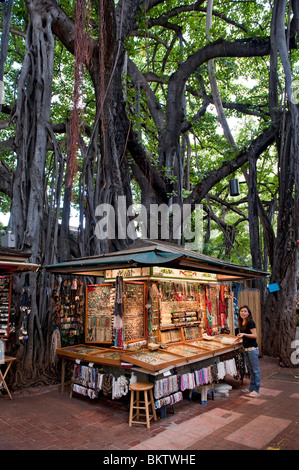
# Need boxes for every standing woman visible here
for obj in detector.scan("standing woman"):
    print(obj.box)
[237,305,261,397]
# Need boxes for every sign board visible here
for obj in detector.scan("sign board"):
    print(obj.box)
[268,283,280,292]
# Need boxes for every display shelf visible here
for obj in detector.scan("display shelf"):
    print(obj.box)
[85,284,115,344]
[53,278,84,345]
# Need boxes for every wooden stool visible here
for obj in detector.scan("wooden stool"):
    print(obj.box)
[129,382,157,429]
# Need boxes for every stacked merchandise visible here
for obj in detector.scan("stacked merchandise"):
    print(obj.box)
[171,311,198,324]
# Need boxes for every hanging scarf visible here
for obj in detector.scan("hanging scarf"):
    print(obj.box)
[205,286,213,334]
[113,276,124,347]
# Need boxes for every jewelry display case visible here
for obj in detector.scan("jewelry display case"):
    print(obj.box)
[55,344,105,360]
[163,343,212,361]
[120,349,185,372]
[85,284,115,343]
[187,336,241,354]
[85,349,124,366]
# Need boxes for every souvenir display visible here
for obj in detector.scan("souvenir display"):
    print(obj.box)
[86,284,115,343]
[160,300,199,327]
[123,282,145,342]
[121,349,184,371]
[218,284,228,327]
[154,392,183,410]
[19,276,31,341]
[154,375,180,399]
[0,276,12,337]
[180,357,239,390]
[56,344,104,360]
[217,335,238,345]
[53,277,84,346]
[82,275,233,350]
[54,267,247,418]
[123,339,147,350]
[71,364,136,400]
[189,339,231,352]
[146,283,160,344]
[188,339,220,350]
[183,325,201,340]
[164,343,208,360]
[159,282,199,327]
[205,285,219,335]
[113,276,124,347]
[85,350,123,366]
[159,328,182,343]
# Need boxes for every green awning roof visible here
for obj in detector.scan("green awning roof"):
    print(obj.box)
[46,250,180,269]
[45,239,269,280]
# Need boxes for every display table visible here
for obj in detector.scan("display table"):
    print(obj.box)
[56,336,243,394]
[0,355,16,400]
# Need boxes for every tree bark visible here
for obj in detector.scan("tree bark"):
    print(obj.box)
[262,0,299,366]
[9,0,56,377]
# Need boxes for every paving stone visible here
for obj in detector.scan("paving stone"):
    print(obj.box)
[0,356,299,451]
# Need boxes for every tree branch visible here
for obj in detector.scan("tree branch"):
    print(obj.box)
[183,124,276,208]
[0,160,13,197]
[166,38,270,138]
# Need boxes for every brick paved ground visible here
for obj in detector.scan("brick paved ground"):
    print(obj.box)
[0,355,299,453]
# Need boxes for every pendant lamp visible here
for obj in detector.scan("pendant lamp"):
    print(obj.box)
[229,178,240,196]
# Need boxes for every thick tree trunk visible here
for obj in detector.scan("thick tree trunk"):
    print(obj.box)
[9,0,56,379]
[85,0,140,253]
[262,0,299,366]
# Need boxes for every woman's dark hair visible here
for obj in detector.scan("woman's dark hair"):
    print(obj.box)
[237,304,253,329]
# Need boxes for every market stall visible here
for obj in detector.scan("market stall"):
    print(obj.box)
[47,240,268,414]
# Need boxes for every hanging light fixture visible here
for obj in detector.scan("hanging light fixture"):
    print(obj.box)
[229,178,240,196]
